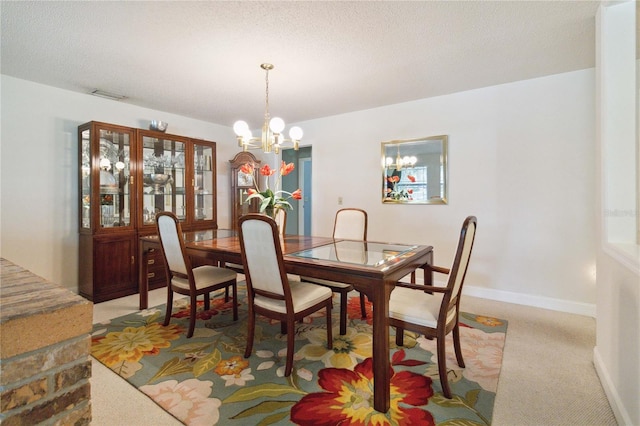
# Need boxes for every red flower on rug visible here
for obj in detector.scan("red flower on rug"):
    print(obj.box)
[290,351,434,425]
[171,298,236,320]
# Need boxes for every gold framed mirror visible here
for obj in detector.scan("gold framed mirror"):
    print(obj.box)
[381,135,448,204]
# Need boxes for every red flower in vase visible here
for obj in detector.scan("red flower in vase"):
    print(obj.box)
[243,161,302,213]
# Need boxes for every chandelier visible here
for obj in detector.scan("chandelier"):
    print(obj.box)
[233,63,303,154]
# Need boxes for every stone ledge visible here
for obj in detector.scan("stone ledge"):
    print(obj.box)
[0,258,93,358]
[0,258,93,425]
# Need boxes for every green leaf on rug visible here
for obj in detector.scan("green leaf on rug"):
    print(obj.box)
[465,388,481,407]
[224,383,306,403]
[231,400,296,418]
[221,339,245,354]
[148,356,193,383]
[170,341,213,353]
[193,349,222,377]
[257,409,291,425]
[431,393,470,408]
[432,390,490,425]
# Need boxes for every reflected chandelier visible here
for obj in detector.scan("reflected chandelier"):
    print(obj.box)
[233,63,303,154]
[386,145,417,170]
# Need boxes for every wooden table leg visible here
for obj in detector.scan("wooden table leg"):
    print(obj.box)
[371,279,393,413]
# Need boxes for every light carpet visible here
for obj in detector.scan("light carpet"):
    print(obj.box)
[91,285,507,425]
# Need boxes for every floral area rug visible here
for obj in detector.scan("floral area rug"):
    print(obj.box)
[91,284,507,425]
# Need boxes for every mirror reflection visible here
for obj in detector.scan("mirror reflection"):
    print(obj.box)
[381,135,448,204]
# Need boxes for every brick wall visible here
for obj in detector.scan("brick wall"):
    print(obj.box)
[1,258,93,425]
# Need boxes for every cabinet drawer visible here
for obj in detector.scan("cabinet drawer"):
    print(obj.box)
[146,247,168,290]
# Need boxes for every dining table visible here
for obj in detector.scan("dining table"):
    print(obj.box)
[138,229,433,413]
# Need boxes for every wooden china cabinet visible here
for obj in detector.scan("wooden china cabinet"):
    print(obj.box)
[229,152,261,230]
[78,121,217,302]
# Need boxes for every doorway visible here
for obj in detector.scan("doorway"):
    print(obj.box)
[282,146,312,235]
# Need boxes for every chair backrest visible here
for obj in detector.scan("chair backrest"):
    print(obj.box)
[274,208,287,236]
[441,216,477,323]
[156,212,191,280]
[238,214,289,298]
[333,208,367,240]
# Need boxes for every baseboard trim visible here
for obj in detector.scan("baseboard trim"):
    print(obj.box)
[462,285,596,317]
[401,275,597,317]
[593,346,634,426]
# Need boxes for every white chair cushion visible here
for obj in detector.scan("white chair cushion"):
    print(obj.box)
[254,280,332,314]
[389,286,444,328]
[171,265,236,291]
[299,276,352,289]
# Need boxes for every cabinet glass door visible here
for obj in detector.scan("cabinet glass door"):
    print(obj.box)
[80,128,92,229]
[193,142,215,223]
[92,127,133,228]
[140,134,187,225]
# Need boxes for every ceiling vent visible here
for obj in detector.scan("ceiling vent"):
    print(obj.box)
[90,89,127,101]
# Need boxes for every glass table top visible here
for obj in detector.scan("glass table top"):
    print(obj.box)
[183,229,237,242]
[288,240,418,267]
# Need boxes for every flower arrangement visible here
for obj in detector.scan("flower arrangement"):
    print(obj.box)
[242,161,302,215]
[386,174,415,200]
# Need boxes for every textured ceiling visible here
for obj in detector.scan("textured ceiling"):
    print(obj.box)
[1,1,605,127]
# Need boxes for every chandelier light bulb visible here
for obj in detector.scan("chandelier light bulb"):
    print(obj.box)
[115,161,125,171]
[233,120,249,136]
[386,157,393,166]
[269,117,285,133]
[242,129,253,141]
[289,126,303,140]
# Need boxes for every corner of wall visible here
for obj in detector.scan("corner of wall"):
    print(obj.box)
[593,346,634,426]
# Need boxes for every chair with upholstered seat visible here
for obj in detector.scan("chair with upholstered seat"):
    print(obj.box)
[225,208,287,274]
[239,213,333,376]
[301,208,368,335]
[389,216,477,398]
[156,212,238,338]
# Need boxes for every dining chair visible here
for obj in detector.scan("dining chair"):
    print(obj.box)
[388,216,477,398]
[301,208,368,335]
[225,209,287,274]
[156,211,238,338]
[238,213,333,376]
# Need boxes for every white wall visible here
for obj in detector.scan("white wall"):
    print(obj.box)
[2,68,597,317]
[298,69,597,315]
[594,2,640,425]
[0,76,239,290]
